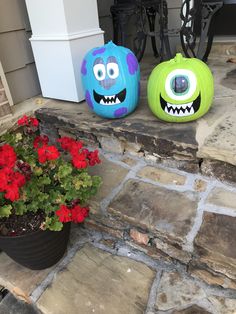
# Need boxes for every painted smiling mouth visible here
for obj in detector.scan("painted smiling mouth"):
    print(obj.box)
[160,94,201,117]
[93,89,126,105]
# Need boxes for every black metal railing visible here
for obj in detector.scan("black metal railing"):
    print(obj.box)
[110,0,171,61]
[110,0,236,62]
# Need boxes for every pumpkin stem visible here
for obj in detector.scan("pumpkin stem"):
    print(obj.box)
[174,53,184,63]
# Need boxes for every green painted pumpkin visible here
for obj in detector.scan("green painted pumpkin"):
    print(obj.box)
[147,53,214,123]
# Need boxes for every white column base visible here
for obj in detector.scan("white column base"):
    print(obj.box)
[30,30,104,102]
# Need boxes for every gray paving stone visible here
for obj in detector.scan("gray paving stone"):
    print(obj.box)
[88,155,128,206]
[109,179,198,244]
[197,97,236,166]
[172,305,211,314]
[0,252,52,302]
[137,166,186,186]
[206,187,236,210]
[207,296,236,314]
[194,212,236,281]
[0,293,40,314]
[37,244,155,314]
[155,272,206,311]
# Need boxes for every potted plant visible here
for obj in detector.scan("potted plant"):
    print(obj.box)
[0,115,101,270]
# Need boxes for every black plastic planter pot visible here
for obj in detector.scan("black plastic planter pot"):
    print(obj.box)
[0,223,71,270]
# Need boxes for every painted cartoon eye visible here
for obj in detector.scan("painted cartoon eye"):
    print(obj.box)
[171,76,189,95]
[93,64,106,81]
[107,63,119,79]
[165,69,197,101]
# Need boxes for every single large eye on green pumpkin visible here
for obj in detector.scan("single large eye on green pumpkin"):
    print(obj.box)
[165,69,197,101]
[171,75,190,95]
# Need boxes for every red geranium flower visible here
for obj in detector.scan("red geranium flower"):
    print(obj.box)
[87,150,101,166]
[17,115,29,126]
[30,117,39,127]
[13,171,26,187]
[56,205,72,223]
[16,161,32,181]
[71,205,89,223]
[72,153,87,169]
[70,142,83,156]
[33,135,49,148]
[58,137,83,154]
[17,115,39,128]
[4,184,20,202]
[0,168,9,192]
[58,137,76,150]
[0,167,26,201]
[37,145,60,163]
[0,144,17,169]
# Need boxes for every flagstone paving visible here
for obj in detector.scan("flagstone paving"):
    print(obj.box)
[0,227,236,314]
[37,244,154,314]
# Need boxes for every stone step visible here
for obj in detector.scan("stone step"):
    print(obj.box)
[36,56,236,184]
[84,153,236,291]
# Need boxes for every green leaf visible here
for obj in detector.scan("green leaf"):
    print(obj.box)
[45,216,63,231]
[57,164,73,179]
[0,192,5,206]
[14,201,27,215]
[37,175,51,186]
[0,205,12,217]
[26,202,39,213]
[60,177,73,191]
[34,167,43,176]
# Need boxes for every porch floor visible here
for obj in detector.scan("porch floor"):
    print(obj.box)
[1,53,236,313]
[1,227,236,314]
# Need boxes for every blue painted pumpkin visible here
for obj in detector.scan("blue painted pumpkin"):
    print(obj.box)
[81,41,140,119]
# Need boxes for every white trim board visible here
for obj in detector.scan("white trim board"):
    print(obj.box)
[0,61,14,107]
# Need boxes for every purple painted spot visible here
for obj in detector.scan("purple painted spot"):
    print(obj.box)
[81,59,87,75]
[92,47,106,56]
[85,90,94,109]
[127,53,138,75]
[114,107,128,118]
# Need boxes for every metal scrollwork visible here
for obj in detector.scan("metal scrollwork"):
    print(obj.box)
[180,0,223,61]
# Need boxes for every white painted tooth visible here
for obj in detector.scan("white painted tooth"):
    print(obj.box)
[165,107,169,114]
[169,108,174,115]
[115,99,121,104]
[167,103,172,109]
[100,99,105,105]
[178,110,187,117]
[181,104,187,110]
[187,102,193,109]
[190,107,194,115]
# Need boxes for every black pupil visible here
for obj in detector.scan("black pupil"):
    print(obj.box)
[109,68,114,75]
[98,70,103,77]
[172,76,189,94]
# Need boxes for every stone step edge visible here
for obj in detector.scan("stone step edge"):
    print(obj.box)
[37,109,236,185]
[84,214,236,291]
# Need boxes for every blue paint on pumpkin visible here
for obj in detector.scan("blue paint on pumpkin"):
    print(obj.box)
[81,41,140,119]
